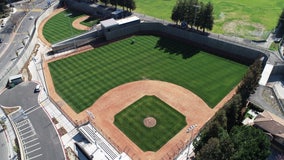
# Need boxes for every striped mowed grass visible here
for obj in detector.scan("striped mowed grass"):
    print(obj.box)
[114,95,187,151]
[43,10,86,44]
[48,35,248,113]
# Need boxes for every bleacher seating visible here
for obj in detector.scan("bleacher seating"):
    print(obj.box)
[78,123,119,160]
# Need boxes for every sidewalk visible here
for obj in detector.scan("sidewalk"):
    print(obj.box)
[0,107,17,160]
[176,143,195,160]
[28,40,80,155]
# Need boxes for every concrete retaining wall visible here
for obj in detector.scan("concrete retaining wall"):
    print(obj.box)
[54,22,267,65]
[52,29,104,52]
[105,22,267,64]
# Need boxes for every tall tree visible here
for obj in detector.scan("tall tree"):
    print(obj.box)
[237,59,263,103]
[195,130,234,160]
[199,2,214,32]
[194,1,204,30]
[278,8,284,26]
[193,111,227,153]
[223,94,243,131]
[0,0,11,18]
[118,0,126,10]
[100,0,109,6]
[195,138,223,160]
[195,125,270,160]
[125,0,135,12]
[187,0,199,28]
[230,126,270,160]
[171,4,179,24]
[176,0,187,23]
[110,0,118,9]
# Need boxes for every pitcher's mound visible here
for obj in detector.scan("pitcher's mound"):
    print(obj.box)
[143,117,157,128]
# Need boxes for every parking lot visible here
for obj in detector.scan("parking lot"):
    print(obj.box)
[0,82,65,160]
[15,118,43,160]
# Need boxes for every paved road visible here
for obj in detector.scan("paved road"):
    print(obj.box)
[0,81,65,160]
[0,0,55,81]
[0,130,9,160]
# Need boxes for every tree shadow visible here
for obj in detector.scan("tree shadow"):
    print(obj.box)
[275,24,284,39]
[154,36,200,59]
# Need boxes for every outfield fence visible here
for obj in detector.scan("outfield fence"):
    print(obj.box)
[134,12,272,59]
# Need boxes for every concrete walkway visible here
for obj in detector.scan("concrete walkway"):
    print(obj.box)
[0,107,17,160]
[28,40,81,158]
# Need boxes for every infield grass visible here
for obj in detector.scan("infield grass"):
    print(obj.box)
[48,35,248,113]
[134,0,284,39]
[43,10,86,44]
[114,96,187,151]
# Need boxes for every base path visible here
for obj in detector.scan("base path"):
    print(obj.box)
[72,16,91,31]
[38,9,91,46]
[88,80,215,159]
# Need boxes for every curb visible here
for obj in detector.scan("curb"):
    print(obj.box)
[37,89,67,160]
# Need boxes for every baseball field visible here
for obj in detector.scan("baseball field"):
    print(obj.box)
[41,8,251,158]
[48,35,248,113]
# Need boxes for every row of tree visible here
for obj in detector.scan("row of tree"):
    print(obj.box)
[171,0,214,32]
[193,60,271,160]
[277,8,284,35]
[0,0,10,18]
[100,0,136,12]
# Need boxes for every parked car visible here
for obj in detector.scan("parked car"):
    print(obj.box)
[34,84,41,92]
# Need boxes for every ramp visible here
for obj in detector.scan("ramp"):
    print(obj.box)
[259,64,273,86]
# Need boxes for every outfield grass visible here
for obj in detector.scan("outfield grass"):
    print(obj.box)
[134,0,284,39]
[48,35,248,113]
[43,10,86,44]
[114,96,186,151]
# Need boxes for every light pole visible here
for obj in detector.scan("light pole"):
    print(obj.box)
[193,5,200,28]
[186,124,197,160]
[86,110,95,121]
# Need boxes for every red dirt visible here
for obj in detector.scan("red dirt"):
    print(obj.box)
[72,16,91,31]
[38,8,65,47]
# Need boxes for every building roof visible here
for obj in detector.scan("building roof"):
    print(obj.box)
[100,18,118,28]
[8,74,23,82]
[259,63,273,86]
[116,16,140,25]
[254,110,284,138]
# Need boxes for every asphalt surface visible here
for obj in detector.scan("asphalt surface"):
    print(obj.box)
[0,81,65,160]
[0,130,9,160]
[0,0,55,80]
